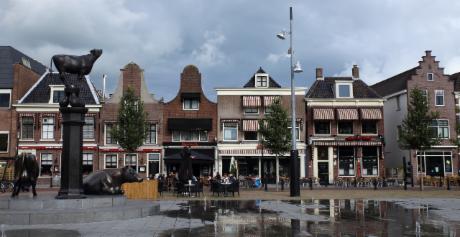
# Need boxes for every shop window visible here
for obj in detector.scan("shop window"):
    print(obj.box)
[40,153,53,176]
[362,147,378,176]
[82,153,93,174]
[338,147,354,176]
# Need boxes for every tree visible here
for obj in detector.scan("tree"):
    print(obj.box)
[111,87,148,152]
[399,87,440,189]
[258,98,291,178]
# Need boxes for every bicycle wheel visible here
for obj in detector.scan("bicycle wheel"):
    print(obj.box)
[7,182,14,192]
[0,183,5,193]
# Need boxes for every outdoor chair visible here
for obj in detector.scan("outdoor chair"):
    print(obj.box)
[211,181,223,196]
[175,182,186,197]
[228,181,240,196]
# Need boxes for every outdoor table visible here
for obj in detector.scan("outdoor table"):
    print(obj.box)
[183,183,196,197]
[220,183,232,196]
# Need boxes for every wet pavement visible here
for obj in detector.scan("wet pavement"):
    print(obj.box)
[2,199,460,236]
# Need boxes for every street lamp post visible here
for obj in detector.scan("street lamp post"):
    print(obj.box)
[277,6,302,197]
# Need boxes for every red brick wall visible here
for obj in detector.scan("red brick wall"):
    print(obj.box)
[162,65,217,143]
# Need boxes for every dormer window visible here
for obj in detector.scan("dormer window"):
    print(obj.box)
[21,57,31,69]
[49,85,65,104]
[255,73,269,88]
[336,83,353,98]
[183,98,199,110]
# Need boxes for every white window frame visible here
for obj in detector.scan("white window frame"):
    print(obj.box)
[48,85,65,104]
[337,147,356,177]
[83,116,95,140]
[361,147,379,177]
[288,124,301,141]
[20,116,34,141]
[435,90,445,106]
[104,154,118,169]
[182,98,199,110]
[41,117,55,140]
[0,89,12,109]
[222,123,238,141]
[82,152,94,174]
[171,130,208,142]
[427,73,434,81]
[104,123,117,145]
[430,119,450,139]
[124,153,138,172]
[337,121,354,136]
[147,153,161,177]
[336,83,353,98]
[244,107,259,115]
[144,124,157,145]
[255,73,269,88]
[416,151,453,175]
[39,153,53,177]
[0,131,9,153]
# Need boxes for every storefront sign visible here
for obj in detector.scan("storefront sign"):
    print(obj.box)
[345,136,373,141]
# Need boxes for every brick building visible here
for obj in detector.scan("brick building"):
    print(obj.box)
[216,67,307,183]
[306,66,385,184]
[372,51,458,181]
[162,65,217,177]
[99,62,163,179]
[0,46,46,168]
[14,72,101,184]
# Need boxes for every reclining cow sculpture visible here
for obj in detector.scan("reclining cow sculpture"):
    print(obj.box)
[50,49,102,107]
[11,153,39,198]
[83,166,143,195]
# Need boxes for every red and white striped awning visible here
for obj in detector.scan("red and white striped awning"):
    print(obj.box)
[361,108,382,120]
[313,108,334,120]
[242,96,261,107]
[242,120,259,131]
[312,140,382,146]
[337,109,359,120]
[264,96,280,107]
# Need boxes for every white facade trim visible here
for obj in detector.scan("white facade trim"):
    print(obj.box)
[305,100,383,107]
[18,71,48,104]
[216,87,307,96]
[85,75,101,104]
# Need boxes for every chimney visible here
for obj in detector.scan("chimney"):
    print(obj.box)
[315,68,324,80]
[102,74,107,101]
[425,50,432,57]
[352,65,359,80]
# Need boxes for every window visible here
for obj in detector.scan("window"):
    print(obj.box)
[338,147,355,176]
[105,124,116,144]
[41,117,54,139]
[21,117,34,140]
[288,123,301,140]
[421,90,428,102]
[0,132,8,152]
[148,153,160,177]
[362,121,377,134]
[40,153,53,176]
[82,153,93,174]
[223,123,238,141]
[435,90,444,106]
[430,119,449,139]
[314,121,330,135]
[264,107,273,114]
[105,154,117,168]
[244,131,258,141]
[171,131,208,142]
[0,90,11,108]
[317,147,328,160]
[362,147,378,176]
[255,74,268,88]
[83,117,95,140]
[145,124,157,144]
[396,95,400,111]
[125,154,137,172]
[417,151,452,175]
[244,107,259,114]
[427,73,434,81]
[52,90,65,103]
[338,121,353,135]
[183,99,199,110]
[336,83,352,98]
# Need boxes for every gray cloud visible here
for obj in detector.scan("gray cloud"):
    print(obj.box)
[1,0,460,101]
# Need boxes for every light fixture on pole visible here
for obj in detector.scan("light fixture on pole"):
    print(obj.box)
[276,6,302,197]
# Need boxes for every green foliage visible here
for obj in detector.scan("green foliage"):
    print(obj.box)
[111,87,148,152]
[399,87,440,150]
[258,98,291,157]
[230,162,237,176]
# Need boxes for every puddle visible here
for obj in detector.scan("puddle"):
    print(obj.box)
[159,199,460,236]
[3,228,80,237]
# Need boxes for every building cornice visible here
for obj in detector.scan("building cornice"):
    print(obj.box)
[305,99,383,107]
[215,87,307,96]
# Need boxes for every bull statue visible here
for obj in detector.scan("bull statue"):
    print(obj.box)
[82,166,142,195]
[50,49,102,107]
[11,153,39,198]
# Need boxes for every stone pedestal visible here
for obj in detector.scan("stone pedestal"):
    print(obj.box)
[56,106,88,199]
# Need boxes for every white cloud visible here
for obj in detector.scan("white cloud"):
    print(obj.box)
[191,31,226,67]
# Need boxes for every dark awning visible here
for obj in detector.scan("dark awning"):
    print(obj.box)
[168,118,212,131]
[181,92,201,100]
[164,149,214,163]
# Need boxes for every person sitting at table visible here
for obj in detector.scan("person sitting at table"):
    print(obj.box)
[229,174,236,184]
[222,173,230,184]
[214,172,221,180]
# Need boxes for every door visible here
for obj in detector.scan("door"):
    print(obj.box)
[318,162,329,185]
[426,156,444,177]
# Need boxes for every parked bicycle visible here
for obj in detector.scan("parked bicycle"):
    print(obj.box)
[0,180,14,193]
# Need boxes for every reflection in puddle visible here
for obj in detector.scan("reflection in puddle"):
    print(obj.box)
[159,199,460,237]
[4,228,80,237]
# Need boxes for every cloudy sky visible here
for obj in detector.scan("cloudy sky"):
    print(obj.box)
[1,0,460,101]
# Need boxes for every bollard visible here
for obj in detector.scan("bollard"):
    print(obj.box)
[309,178,313,190]
[447,177,451,190]
[373,178,378,190]
[281,179,285,191]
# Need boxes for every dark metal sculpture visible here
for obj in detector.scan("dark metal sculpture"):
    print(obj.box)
[178,147,194,183]
[11,153,39,198]
[82,166,143,195]
[50,49,102,107]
